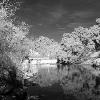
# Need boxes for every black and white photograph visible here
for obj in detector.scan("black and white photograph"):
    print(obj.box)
[1,0,100,100]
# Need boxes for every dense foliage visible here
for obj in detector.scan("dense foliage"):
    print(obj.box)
[1,0,100,65]
[0,53,28,100]
[1,0,100,100]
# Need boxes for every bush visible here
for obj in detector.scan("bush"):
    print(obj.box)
[0,53,27,100]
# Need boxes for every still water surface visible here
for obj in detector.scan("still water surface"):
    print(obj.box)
[27,63,97,100]
[27,64,76,100]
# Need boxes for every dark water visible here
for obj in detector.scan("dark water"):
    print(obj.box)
[26,64,97,100]
[26,65,77,100]
[27,83,75,100]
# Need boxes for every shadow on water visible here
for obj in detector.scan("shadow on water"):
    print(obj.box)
[27,82,76,100]
[27,64,77,100]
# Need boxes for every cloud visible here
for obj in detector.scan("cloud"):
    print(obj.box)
[17,0,100,42]
[70,11,95,19]
[67,22,94,29]
[49,7,67,19]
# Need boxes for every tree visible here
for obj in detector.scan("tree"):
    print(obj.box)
[96,18,100,25]
[73,24,100,51]
[60,32,85,63]
[34,36,60,57]
[0,1,28,99]
[59,19,100,64]
[43,40,61,58]
[0,0,36,61]
[0,0,36,81]
[61,33,82,48]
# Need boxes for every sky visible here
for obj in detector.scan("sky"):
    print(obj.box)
[15,0,100,42]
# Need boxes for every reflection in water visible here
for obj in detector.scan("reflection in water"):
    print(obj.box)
[27,83,71,100]
[27,64,100,100]
[27,64,71,100]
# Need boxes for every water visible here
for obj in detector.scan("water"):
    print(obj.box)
[26,64,74,100]
[26,64,98,100]
[27,83,67,100]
